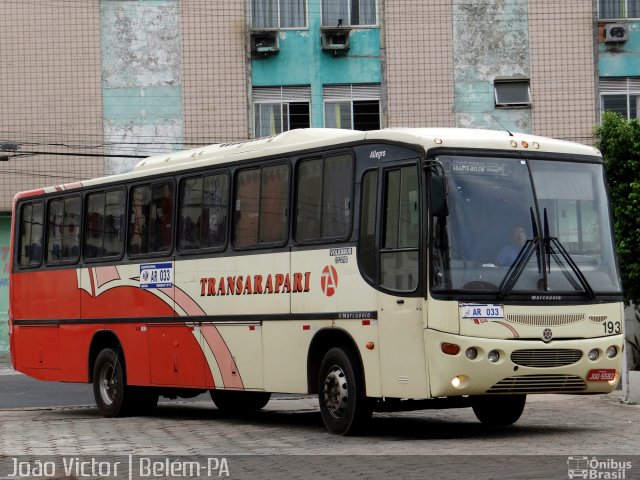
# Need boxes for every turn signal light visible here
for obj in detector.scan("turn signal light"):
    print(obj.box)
[441,343,461,355]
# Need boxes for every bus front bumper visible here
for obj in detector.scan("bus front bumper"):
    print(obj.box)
[425,330,624,398]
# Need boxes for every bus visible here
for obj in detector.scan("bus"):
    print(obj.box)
[8,128,624,435]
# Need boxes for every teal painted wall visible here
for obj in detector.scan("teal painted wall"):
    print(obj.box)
[452,0,531,133]
[0,217,9,352]
[101,0,184,174]
[599,23,640,77]
[251,0,381,127]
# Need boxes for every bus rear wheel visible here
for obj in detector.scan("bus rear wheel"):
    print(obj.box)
[210,390,271,411]
[318,347,372,435]
[471,394,526,426]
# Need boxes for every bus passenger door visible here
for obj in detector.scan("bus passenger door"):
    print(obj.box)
[375,162,430,399]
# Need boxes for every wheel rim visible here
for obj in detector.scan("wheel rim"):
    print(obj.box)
[99,362,118,406]
[322,365,349,418]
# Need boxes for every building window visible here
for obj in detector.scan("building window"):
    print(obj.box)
[494,79,531,107]
[252,0,306,28]
[322,0,377,26]
[599,0,640,19]
[253,86,310,137]
[323,84,381,130]
[600,77,640,119]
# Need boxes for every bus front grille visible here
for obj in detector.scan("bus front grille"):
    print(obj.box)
[487,374,587,393]
[505,313,585,326]
[510,349,583,368]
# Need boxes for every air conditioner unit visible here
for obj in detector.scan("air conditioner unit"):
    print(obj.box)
[604,23,628,43]
[250,30,279,56]
[321,27,351,54]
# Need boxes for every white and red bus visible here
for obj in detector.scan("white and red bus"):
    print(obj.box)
[9,128,624,434]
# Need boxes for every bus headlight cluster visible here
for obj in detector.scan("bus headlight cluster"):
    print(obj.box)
[588,349,600,361]
[606,346,618,358]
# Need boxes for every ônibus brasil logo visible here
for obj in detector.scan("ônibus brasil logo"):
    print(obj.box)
[321,265,338,297]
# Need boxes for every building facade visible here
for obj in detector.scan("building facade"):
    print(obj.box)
[0,0,611,350]
[597,0,640,119]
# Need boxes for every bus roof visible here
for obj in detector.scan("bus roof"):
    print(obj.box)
[132,127,601,174]
[33,127,602,194]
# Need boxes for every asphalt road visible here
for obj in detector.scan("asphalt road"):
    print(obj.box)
[0,353,210,409]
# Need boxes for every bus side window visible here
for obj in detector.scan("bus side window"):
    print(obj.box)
[129,181,173,256]
[47,199,64,262]
[296,153,353,243]
[85,189,125,260]
[358,170,377,281]
[130,185,151,255]
[18,201,44,268]
[179,172,229,251]
[234,163,289,248]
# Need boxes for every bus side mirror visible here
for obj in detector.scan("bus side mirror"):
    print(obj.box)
[430,175,449,217]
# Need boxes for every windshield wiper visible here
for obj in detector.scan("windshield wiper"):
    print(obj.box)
[543,209,595,300]
[498,208,540,299]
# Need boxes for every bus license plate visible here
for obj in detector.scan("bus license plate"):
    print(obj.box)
[586,369,616,382]
[459,303,504,319]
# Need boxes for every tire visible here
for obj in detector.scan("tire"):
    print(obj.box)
[210,390,271,411]
[472,394,526,426]
[92,348,159,417]
[318,347,372,435]
[93,348,128,417]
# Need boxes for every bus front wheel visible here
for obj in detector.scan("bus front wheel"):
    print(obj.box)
[318,347,372,435]
[471,394,526,426]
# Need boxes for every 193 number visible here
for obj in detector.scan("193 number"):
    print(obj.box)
[603,321,621,334]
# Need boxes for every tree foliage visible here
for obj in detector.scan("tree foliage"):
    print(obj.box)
[595,112,640,306]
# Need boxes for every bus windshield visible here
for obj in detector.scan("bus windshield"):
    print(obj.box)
[431,155,622,298]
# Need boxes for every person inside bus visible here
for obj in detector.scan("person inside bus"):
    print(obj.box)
[496,225,527,267]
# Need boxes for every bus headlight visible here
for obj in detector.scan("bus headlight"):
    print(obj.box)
[488,350,500,363]
[465,347,478,360]
[606,346,618,359]
[588,349,600,361]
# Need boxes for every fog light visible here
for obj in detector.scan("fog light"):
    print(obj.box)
[606,346,617,358]
[488,350,500,363]
[608,371,619,386]
[465,347,478,360]
[450,375,468,389]
[588,349,600,361]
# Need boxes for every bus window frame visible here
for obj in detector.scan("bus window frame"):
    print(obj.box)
[356,160,424,298]
[44,194,82,267]
[293,149,355,246]
[16,199,45,270]
[127,177,176,259]
[377,161,422,295]
[231,160,291,251]
[83,187,127,264]
[176,169,230,255]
